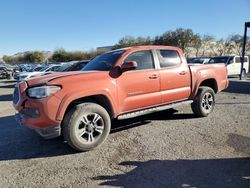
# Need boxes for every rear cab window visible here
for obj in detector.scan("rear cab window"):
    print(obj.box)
[156,50,182,68]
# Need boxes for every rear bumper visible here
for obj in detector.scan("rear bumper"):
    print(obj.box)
[15,113,61,139]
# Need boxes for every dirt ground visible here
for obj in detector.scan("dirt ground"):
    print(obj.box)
[0,78,249,188]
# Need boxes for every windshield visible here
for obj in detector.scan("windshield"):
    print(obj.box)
[82,50,125,71]
[208,57,230,64]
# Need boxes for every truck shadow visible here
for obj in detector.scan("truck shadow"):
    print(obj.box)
[0,115,76,161]
[111,109,198,133]
[224,80,250,94]
[227,133,250,156]
[0,109,197,161]
[93,158,250,188]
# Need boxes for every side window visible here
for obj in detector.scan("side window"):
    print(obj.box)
[124,50,154,70]
[235,57,241,63]
[157,50,181,68]
[45,67,52,72]
[236,57,248,63]
[50,66,59,71]
[228,57,234,64]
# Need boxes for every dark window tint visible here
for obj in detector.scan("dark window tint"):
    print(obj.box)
[83,50,124,71]
[124,50,154,70]
[48,66,60,72]
[157,50,181,68]
[70,62,88,71]
[228,57,234,64]
[235,57,240,63]
[33,67,43,71]
[208,57,230,64]
[235,57,248,63]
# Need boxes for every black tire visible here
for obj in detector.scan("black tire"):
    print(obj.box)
[191,86,215,117]
[62,103,111,151]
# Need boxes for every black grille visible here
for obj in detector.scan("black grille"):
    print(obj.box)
[13,86,19,104]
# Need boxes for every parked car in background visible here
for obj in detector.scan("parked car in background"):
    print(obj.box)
[63,60,89,71]
[187,57,196,64]
[208,56,249,77]
[0,66,11,79]
[41,64,72,76]
[13,45,228,151]
[32,66,44,72]
[15,65,61,81]
[188,57,210,65]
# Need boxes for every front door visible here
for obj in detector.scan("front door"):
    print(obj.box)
[117,50,161,113]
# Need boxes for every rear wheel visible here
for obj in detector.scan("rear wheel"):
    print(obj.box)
[63,103,111,151]
[191,86,215,117]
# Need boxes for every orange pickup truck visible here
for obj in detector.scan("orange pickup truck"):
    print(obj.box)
[13,46,228,151]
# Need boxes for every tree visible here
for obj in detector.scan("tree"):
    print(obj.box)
[228,34,250,56]
[49,49,70,62]
[24,51,45,63]
[2,55,11,63]
[215,39,233,56]
[113,36,152,49]
[191,34,202,56]
[154,28,200,55]
[199,35,215,56]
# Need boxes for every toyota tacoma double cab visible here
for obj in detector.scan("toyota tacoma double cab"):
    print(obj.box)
[13,46,228,151]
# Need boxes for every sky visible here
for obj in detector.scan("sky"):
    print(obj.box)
[0,0,249,56]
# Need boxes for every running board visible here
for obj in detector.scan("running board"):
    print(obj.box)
[118,100,193,120]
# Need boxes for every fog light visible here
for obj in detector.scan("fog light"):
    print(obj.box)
[20,108,40,118]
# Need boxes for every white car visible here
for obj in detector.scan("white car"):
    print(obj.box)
[15,65,61,82]
[208,56,249,77]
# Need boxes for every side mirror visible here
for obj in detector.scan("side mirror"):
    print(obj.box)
[121,61,137,71]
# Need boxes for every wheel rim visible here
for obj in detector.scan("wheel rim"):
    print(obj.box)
[75,113,104,144]
[201,92,214,111]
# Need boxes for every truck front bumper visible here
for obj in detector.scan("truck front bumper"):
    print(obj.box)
[13,81,62,139]
[15,112,61,139]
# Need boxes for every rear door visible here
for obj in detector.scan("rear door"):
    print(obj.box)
[117,50,161,113]
[226,57,235,75]
[155,49,191,104]
[234,56,241,75]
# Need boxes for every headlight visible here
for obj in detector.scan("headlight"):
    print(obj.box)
[27,86,61,99]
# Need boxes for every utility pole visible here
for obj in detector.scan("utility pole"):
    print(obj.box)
[240,22,250,80]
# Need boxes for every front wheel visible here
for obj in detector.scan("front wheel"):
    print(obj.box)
[63,103,111,151]
[191,86,215,117]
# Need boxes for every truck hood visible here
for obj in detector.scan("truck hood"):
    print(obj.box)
[26,71,98,87]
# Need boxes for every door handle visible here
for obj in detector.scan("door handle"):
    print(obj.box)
[179,71,187,75]
[149,74,158,79]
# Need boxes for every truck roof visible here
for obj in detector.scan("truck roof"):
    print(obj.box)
[108,45,182,53]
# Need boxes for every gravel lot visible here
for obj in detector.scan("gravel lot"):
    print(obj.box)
[0,78,250,188]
